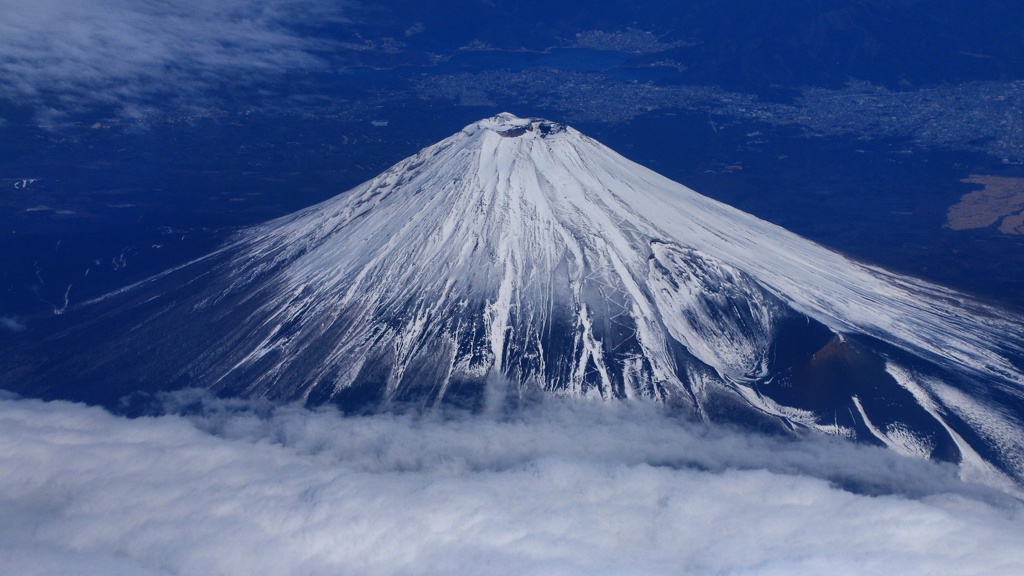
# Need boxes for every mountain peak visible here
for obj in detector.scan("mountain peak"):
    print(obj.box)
[7,114,1024,487]
[471,112,568,139]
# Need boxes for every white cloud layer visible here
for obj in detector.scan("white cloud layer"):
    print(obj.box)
[1,392,1023,575]
[0,0,348,115]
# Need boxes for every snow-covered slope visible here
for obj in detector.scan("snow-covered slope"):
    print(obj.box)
[7,113,1024,486]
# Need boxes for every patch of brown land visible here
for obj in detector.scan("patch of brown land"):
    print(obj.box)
[947,175,1024,234]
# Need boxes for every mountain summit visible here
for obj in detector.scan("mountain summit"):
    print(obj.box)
[5,113,1024,485]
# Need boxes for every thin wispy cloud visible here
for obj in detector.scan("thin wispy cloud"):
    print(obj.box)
[0,316,25,333]
[1,392,1022,575]
[0,0,350,117]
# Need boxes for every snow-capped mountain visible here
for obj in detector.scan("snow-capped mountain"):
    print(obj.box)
[5,113,1024,487]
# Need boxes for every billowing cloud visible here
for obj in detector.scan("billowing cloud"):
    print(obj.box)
[1,391,1023,575]
[0,0,349,117]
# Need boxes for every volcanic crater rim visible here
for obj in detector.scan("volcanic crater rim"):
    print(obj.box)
[478,112,567,139]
